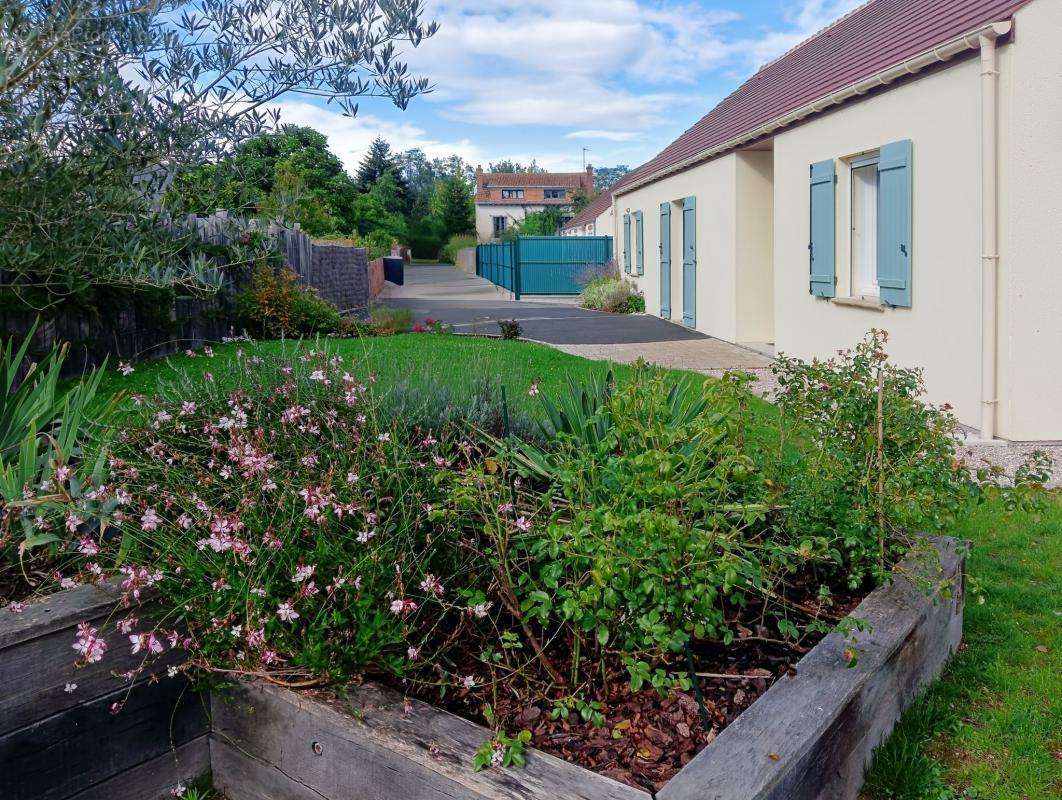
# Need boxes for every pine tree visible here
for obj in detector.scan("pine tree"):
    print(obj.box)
[355,137,411,214]
[430,173,474,237]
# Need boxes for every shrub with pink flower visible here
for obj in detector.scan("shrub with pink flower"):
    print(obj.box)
[103,342,477,685]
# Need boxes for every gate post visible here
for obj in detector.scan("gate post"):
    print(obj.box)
[512,239,522,301]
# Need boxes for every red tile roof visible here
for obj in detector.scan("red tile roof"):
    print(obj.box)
[615,0,1030,196]
[479,172,592,189]
[562,189,616,231]
[475,170,594,204]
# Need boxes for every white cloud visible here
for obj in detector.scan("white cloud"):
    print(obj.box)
[273,100,588,173]
[566,130,641,142]
[400,0,734,131]
[274,0,875,169]
[272,101,486,174]
[729,0,869,70]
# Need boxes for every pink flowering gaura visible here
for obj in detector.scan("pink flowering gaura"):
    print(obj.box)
[129,632,165,656]
[140,508,161,531]
[419,574,444,597]
[73,622,107,663]
[277,602,299,623]
[389,598,418,616]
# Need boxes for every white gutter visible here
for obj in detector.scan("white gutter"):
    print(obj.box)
[615,21,1014,198]
[979,24,1009,440]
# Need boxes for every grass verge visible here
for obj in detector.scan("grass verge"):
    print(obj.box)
[864,500,1061,799]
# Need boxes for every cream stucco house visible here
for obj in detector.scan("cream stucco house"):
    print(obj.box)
[563,0,1062,442]
[475,167,594,241]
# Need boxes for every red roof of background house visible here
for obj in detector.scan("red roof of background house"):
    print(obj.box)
[562,189,617,230]
[610,0,1030,196]
[475,169,594,204]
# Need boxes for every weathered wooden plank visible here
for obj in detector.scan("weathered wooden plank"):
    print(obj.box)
[0,608,185,736]
[212,681,651,800]
[68,735,211,800]
[212,738,360,800]
[0,677,209,800]
[0,581,121,650]
[658,537,965,800]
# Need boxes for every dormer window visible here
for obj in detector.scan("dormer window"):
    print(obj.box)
[544,189,566,199]
[501,189,524,199]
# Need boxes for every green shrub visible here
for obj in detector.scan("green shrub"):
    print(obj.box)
[406,216,447,260]
[581,276,643,313]
[625,293,646,313]
[369,305,413,335]
[235,265,341,338]
[771,329,1046,587]
[440,233,476,265]
[451,368,784,691]
[497,319,521,340]
[341,230,395,260]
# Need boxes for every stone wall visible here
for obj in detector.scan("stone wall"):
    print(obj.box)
[308,242,369,313]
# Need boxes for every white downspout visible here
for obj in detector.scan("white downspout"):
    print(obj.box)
[979,27,1007,441]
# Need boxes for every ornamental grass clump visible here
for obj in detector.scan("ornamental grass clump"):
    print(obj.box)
[0,323,116,602]
[581,275,644,313]
[91,343,478,684]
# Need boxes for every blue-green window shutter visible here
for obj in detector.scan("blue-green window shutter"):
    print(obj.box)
[635,211,644,275]
[809,159,836,298]
[623,213,632,274]
[682,197,697,328]
[877,139,913,308]
[659,202,671,318]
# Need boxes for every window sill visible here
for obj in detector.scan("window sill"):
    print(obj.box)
[831,296,885,312]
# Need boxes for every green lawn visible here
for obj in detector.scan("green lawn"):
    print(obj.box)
[99,333,1061,799]
[99,335,624,413]
[99,333,779,425]
[864,502,1061,800]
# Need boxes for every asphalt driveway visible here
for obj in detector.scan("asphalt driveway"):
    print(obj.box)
[382,263,709,346]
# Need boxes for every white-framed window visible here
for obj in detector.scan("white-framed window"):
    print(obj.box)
[544,189,566,199]
[492,216,507,235]
[501,189,524,199]
[850,152,879,298]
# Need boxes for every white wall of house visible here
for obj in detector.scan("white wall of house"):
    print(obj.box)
[773,55,985,432]
[997,0,1062,440]
[595,206,614,241]
[475,204,545,242]
[735,151,775,344]
[615,154,738,341]
[613,151,774,346]
[605,0,1061,440]
[774,1,1062,441]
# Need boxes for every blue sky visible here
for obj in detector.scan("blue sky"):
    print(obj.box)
[274,0,864,174]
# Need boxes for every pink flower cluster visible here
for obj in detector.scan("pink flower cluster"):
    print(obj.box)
[73,622,107,663]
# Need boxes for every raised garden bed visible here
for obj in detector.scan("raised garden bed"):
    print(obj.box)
[0,582,210,800]
[210,538,964,800]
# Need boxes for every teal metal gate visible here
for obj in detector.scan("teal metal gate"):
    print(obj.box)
[476,236,613,299]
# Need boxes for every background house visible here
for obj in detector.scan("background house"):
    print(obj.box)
[560,190,615,238]
[475,166,594,241]
[566,0,1061,443]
